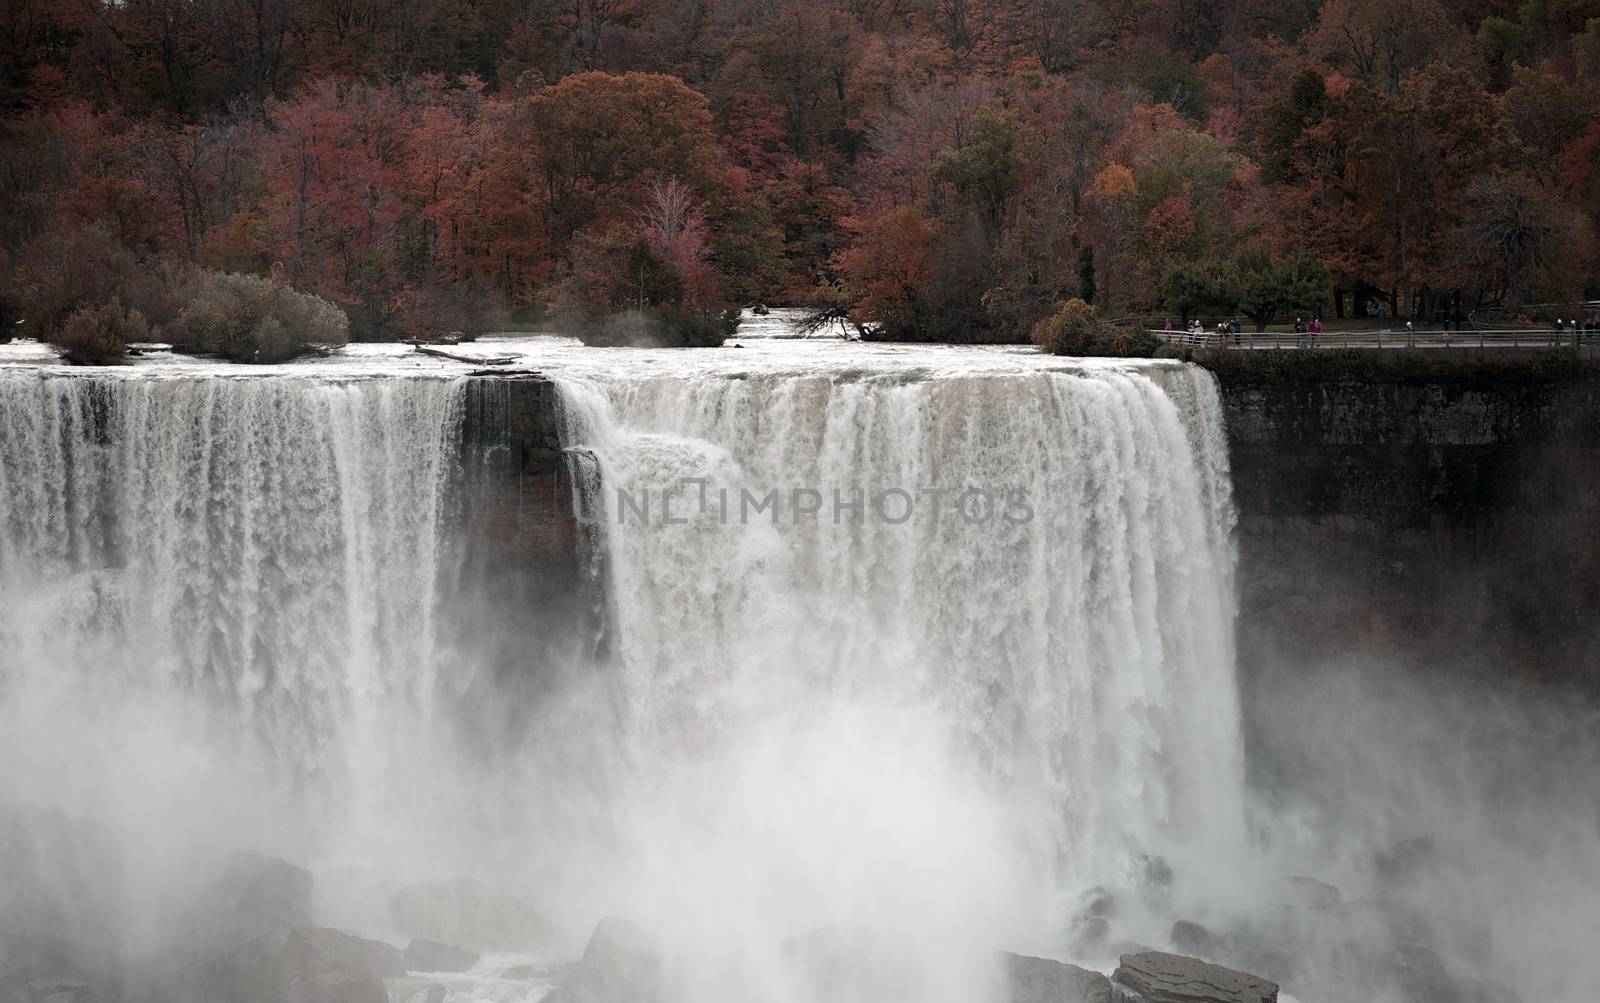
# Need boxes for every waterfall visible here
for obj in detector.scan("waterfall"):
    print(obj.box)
[0,373,464,852]
[0,355,1248,1000]
[552,359,1246,978]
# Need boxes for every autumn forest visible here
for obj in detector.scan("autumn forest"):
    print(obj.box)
[3,0,1599,357]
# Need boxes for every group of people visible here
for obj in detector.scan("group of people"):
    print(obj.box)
[1164,317,1246,344]
[1553,317,1600,343]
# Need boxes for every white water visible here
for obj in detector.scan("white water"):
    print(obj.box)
[0,339,1249,1002]
[544,349,1247,1000]
[0,372,467,955]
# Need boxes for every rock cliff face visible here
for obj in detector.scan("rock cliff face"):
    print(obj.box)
[1215,367,1600,812]
[1219,371,1600,691]
[450,376,604,743]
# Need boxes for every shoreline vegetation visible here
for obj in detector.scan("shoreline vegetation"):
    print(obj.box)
[3,3,1599,364]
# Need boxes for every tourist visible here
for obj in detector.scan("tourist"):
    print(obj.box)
[1164,318,1174,331]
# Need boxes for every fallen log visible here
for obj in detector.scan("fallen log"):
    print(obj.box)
[413,345,517,365]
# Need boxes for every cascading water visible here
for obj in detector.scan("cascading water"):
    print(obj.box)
[0,345,1254,1003]
[548,355,1249,999]
[0,372,466,949]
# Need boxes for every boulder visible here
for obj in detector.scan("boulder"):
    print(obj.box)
[1270,877,1339,911]
[547,917,663,1003]
[387,977,448,1003]
[203,851,314,951]
[389,878,552,952]
[187,926,403,1003]
[1133,856,1174,909]
[1112,951,1278,1003]
[1002,951,1111,1003]
[1374,942,1521,1003]
[1169,921,1216,957]
[288,928,404,981]
[1374,834,1439,884]
[403,938,478,973]
[1068,887,1117,953]
[0,931,99,1003]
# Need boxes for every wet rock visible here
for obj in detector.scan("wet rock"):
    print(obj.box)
[389,878,552,952]
[1374,942,1521,1003]
[203,851,314,951]
[1133,856,1174,909]
[1068,887,1117,952]
[1369,838,1446,883]
[547,917,663,1003]
[1076,887,1117,921]
[0,933,99,1003]
[1271,877,1339,911]
[1070,918,1111,952]
[186,926,403,1003]
[1169,921,1216,957]
[1112,950,1278,1003]
[278,927,403,1003]
[1208,934,1296,989]
[1002,951,1111,1003]
[387,977,448,1003]
[403,938,478,973]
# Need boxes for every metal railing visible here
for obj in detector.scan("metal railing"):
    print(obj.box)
[1150,327,1600,350]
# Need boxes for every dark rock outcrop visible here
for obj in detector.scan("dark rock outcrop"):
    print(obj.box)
[200,851,314,952]
[547,917,662,1003]
[280,927,403,1001]
[1169,921,1216,957]
[386,977,448,1003]
[450,377,607,759]
[1002,951,1111,1003]
[1112,950,1278,1003]
[402,938,478,973]
[183,927,402,1003]
[1270,877,1339,911]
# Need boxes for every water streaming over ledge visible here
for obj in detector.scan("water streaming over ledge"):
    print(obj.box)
[0,374,465,798]
[554,361,1245,900]
[0,340,1251,1001]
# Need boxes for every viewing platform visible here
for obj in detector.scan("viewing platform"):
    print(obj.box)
[1149,327,1600,352]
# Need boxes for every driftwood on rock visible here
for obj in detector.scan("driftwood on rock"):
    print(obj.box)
[412,345,517,366]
